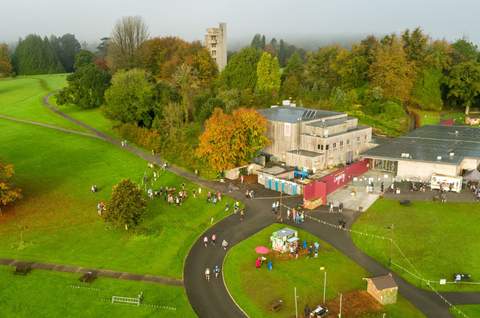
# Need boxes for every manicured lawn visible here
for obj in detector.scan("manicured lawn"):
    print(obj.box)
[450,305,480,318]
[224,224,424,318]
[352,199,480,292]
[0,120,232,279]
[0,75,84,132]
[414,109,440,126]
[0,265,195,317]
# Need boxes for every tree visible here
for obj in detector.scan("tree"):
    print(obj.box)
[103,179,146,230]
[368,37,415,103]
[451,38,479,64]
[250,34,265,50]
[446,61,480,115]
[256,52,281,95]
[402,27,429,68]
[219,47,261,91]
[104,68,155,126]
[173,63,199,122]
[96,37,110,58]
[74,50,95,70]
[13,34,64,75]
[57,63,111,109]
[0,162,22,213]
[305,46,344,96]
[0,44,12,77]
[107,16,149,71]
[50,33,81,72]
[196,108,269,172]
[281,52,304,99]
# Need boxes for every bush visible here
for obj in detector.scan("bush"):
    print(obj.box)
[117,123,161,152]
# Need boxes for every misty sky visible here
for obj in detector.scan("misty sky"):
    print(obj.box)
[1,0,479,47]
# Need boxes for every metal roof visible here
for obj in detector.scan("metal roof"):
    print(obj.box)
[363,125,480,165]
[307,116,353,128]
[259,106,343,123]
[287,149,324,157]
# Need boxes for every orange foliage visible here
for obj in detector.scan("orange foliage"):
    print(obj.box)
[196,108,269,172]
[0,162,22,208]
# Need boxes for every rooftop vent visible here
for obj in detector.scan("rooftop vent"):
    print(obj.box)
[449,152,455,157]
[401,153,411,158]
[437,156,442,161]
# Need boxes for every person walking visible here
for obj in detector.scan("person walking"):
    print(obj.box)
[203,236,208,247]
[221,239,229,251]
[211,233,216,245]
[205,267,210,281]
[338,202,343,214]
[329,202,334,213]
[240,209,245,222]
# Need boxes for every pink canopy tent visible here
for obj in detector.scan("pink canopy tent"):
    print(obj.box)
[255,246,270,255]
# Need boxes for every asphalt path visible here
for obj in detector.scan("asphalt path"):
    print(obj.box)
[40,93,480,318]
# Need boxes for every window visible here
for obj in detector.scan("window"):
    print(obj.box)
[326,145,329,150]
[212,50,216,56]
[320,145,324,150]
[340,141,344,147]
[317,144,321,150]
[211,43,216,48]
[333,143,336,148]
[346,139,350,145]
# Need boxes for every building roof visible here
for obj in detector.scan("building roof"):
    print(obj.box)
[287,149,324,158]
[369,274,398,290]
[273,228,297,238]
[259,106,343,123]
[363,125,480,165]
[306,116,353,128]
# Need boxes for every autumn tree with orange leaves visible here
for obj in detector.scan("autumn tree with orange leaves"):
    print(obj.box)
[196,108,269,172]
[0,162,22,214]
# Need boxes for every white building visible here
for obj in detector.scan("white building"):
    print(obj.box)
[259,104,372,172]
[363,125,480,181]
[204,23,227,71]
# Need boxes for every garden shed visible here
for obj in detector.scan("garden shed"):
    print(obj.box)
[364,273,398,305]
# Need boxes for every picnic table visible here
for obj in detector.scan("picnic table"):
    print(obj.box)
[80,271,97,283]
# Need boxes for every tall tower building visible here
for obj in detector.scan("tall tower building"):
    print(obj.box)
[205,23,227,71]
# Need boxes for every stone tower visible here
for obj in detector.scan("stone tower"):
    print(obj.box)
[204,23,227,71]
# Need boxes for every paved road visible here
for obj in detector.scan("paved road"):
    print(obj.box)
[41,93,480,318]
[0,258,183,286]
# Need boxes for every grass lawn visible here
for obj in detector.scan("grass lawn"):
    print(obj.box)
[414,109,440,126]
[0,265,195,317]
[0,119,232,279]
[450,305,480,318]
[0,75,84,132]
[352,199,480,292]
[224,224,424,318]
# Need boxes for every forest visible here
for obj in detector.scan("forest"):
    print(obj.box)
[1,17,479,173]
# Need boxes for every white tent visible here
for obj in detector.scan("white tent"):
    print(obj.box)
[464,169,480,182]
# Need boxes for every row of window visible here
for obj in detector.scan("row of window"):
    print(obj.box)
[316,135,368,151]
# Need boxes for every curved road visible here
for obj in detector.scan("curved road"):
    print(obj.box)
[40,93,480,318]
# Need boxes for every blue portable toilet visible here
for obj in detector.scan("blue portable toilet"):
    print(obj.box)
[267,178,272,189]
[275,180,279,191]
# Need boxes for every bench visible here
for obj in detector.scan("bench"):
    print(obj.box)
[270,299,283,312]
[79,271,97,283]
[14,262,32,276]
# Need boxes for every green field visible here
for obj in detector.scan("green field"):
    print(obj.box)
[450,305,480,318]
[0,76,233,279]
[352,199,480,292]
[0,75,85,131]
[224,224,424,318]
[0,265,195,317]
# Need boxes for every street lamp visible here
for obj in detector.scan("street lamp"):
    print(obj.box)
[320,266,327,304]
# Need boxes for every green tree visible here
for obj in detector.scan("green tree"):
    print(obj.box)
[103,179,146,230]
[256,52,281,95]
[401,27,429,67]
[74,50,95,70]
[251,34,265,50]
[281,52,304,99]
[50,33,81,72]
[107,16,149,71]
[305,46,344,97]
[0,43,13,77]
[57,63,111,109]
[13,34,64,75]
[446,61,480,115]
[173,63,199,123]
[219,47,261,91]
[451,38,479,64]
[104,68,155,126]
[369,37,415,103]
[411,68,443,111]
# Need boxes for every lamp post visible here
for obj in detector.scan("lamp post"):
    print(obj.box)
[320,266,327,304]
[338,293,343,318]
[294,286,298,318]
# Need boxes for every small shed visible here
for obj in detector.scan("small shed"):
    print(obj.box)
[270,228,299,253]
[364,273,398,305]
